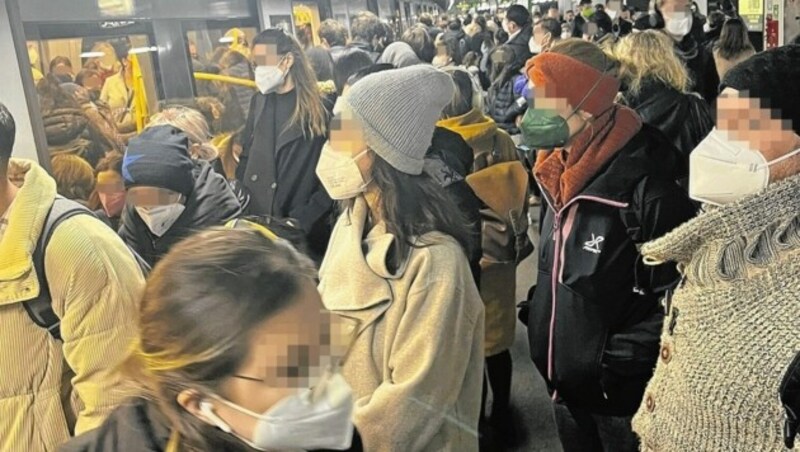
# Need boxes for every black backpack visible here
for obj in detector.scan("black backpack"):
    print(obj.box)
[22,197,150,341]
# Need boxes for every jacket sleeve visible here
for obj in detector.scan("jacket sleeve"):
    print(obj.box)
[633,175,697,293]
[352,247,483,452]
[236,94,260,182]
[46,215,145,435]
[287,134,334,234]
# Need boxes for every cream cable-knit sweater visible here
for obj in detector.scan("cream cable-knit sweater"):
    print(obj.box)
[632,173,800,451]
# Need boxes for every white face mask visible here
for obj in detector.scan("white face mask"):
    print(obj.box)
[200,370,354,451]
[689,128,800,205]
[136,203,185,237]
[255,65,286,95]
[607,9,619,20]
[664,12,693,39]
[703,22,713,33]
[316,143,372,200]
[529,36,543,54]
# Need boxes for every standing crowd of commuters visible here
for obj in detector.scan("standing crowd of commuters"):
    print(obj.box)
[2,2,800,452]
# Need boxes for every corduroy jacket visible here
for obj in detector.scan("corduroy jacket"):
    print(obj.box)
[0,159,144,451]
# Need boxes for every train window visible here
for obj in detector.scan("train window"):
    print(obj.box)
[23,21,163,166]
[184,20,258,134]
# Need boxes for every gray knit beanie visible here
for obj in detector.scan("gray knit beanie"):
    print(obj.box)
[345,65,455,175]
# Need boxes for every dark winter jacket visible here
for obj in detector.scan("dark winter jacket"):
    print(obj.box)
[60,397,364,452]
[347,41,381,63]
[119,160,242,266]
[237,89,333,258]
[487,74,526,135]
[504,24,534,72]
[527,124,696,416]
[42,107,106,167]
[427,126,483,285]
[620,79,714,181]
[222,61,255,118]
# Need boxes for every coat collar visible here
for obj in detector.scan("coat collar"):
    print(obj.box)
[0,159,56,303]
[319,197,406,331]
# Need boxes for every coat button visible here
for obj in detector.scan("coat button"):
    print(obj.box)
[270,182,277,190]
[250,174,258,182]
[645,394,655,412]
[660,344,672,363]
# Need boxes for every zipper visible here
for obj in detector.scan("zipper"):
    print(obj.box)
[537,182,630,401]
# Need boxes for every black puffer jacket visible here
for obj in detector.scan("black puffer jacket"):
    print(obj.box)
[486,74,525,135]
[119,160,242,266]
[61,397,364,452]
[527,124,696,416]
[43,108,105,166]
[620,79,714,181]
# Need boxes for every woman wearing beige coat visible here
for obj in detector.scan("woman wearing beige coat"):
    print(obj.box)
[317,65,485,451]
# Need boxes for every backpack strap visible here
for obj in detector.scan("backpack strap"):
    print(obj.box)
[23,197,93,341]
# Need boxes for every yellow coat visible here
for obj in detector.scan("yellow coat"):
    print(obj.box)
[0,159,144,451]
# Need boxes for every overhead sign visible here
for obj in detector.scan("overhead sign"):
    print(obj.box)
[740,0,764,31]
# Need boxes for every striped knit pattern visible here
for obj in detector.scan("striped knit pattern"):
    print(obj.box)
[632,173,800,451]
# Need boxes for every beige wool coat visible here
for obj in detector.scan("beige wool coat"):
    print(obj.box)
[632,173,800,451]
[319,196,485,452]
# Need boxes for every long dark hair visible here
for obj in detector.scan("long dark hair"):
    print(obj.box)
[715,17,755,60]
[253,29,327,137]
[345,156,474,262]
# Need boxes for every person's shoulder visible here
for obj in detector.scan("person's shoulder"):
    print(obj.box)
[60,398,162,452]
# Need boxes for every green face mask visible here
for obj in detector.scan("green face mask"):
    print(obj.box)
[521,73,608,150]
[520,108,574,149]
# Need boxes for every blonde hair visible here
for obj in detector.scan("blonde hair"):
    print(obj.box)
[51,154,95,201]
[614,30,690,95]
[147,107,219,161]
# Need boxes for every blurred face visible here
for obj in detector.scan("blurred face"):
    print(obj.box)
[126,186,184,209]
[253,43,293,73]
[530,82,593,141]
[549,8,560,18]
[716,88,800,181]
[327,105,374,180]
[661,0,692,19]
[191,281,353,443]
[52,63,73,78]
[81,74,103,92]
[566,11,575,21]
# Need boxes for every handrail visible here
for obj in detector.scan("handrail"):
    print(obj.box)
[193,72,257,89]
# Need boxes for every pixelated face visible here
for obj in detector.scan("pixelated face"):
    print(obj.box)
[212,281,355,437]
[661,0,691,17]
[253,43,292,72]
[716,87,800,162]
[96,170,125,194]
[81,74,103,91]
[126,186,183,208]
[327,104,374,177]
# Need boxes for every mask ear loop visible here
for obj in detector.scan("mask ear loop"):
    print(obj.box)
[200,401,233,433]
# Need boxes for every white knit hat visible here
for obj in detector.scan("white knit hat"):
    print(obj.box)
[345,65,455,175]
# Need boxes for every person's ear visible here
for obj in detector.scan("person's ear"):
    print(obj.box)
[281,53,294,72]
[177,389,207,421]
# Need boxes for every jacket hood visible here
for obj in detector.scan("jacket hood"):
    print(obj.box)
[122,160,241,237]
[437,108,498,150]
[0,159,55,298]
